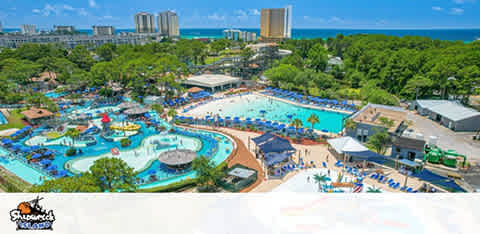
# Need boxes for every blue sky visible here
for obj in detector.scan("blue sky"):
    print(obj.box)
[0,0,479,29]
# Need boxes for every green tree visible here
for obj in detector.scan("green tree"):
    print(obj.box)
[290,118,303,136]
[307,113,320,130]
[68,45,95,71]
[313,173,329,192]
[65,128,80,146]
[366,131,392,155]
[89,157,137,192]
[30,173,101,192]
[167,108,177,121]
[307,43,328,72]
[192,156,225,192]
[95,43,117,61]
[401,75,434,100]
[151,104,164,115]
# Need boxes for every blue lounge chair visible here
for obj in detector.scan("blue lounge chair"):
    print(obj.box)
[393,183,400,189]
[387,179,393,184]
[413,190,418,193]
[322,162,327,168]
[400,186,407,191]
[378,175,384,181]
[406,188,413,193]
[370,173,377,178]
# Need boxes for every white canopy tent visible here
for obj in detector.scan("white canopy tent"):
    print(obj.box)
[327,136,368,154]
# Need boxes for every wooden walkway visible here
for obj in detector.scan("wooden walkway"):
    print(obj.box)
[183,125,264,193]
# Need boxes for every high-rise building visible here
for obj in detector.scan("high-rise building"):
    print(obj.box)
[157,11,179,37]
[260,6,292,40]
[224,29,257,42]
[134,12,155,33]
[54,25,75,33]
[20,24,36,35]
[0,21,3,33]
[93,26,115,36]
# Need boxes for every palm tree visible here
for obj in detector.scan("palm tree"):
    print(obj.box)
[167,108,177,122]
[290,118,303,137]
[313,173,329,192]
[344,119,356,130]
[65,128,80,147]
[367,186,382,193]
[307,114,319,130]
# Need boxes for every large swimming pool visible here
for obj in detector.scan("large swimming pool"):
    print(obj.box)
[188,94,350,133]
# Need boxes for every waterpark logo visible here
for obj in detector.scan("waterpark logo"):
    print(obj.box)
[9,196,56,231]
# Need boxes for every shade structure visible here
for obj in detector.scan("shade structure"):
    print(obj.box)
[117,102,139,110]
[158,149,197,168]
[327,136,368,154]
[47,164,58,171]
[258,136,295,154]
[265,152,294,166]
[32,153,42,159]
[43,151,54,156]
[124,107,149,115]
[252,132,275,145]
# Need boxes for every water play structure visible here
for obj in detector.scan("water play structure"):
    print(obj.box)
[424,144,467,168]
[110,123,141,131]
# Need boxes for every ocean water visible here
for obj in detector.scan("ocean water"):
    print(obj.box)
[3,28,480,42]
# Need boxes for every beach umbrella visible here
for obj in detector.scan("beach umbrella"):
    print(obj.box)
[144,113,150,118]
[286,114,293,119]
[57,170,68,177]
[11,145,21,150]
[47,164,58,171]
[43,151,53,156]
[246,117,251,121]
[32,153,42,159]
[255,118,261,122]
[321,129,329,133]
[148,169,156,175]
[225,116,231,120]
[259,110,266,114]
[40,159,52,165]
[1,138,13,144]
[341,100,348,105]
[21,147,31,153]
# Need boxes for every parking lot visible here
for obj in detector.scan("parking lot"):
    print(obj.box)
[407,112,480,163]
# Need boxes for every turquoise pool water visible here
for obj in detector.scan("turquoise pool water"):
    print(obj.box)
[1,106,235,189]
[45,92,67,98]
[203,94,350,133]
[0,147,50,184]
[0,112,7,125]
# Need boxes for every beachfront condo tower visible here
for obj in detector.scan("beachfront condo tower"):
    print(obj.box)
[92,26,115,36]
[20,24,36,35]
[134,12,155,33]
[157,11,179,37]
[260,5,292,40]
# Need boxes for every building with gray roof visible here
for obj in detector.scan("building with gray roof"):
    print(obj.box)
[412,100,480,131]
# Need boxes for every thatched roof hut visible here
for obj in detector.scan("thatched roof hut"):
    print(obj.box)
[158,149,197,169]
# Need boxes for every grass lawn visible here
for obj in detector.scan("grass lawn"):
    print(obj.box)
[0,110,26,131]
[204,55,231,65]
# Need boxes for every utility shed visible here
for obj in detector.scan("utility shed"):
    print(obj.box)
[413,100,480,131]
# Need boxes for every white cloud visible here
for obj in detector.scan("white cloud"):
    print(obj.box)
[235,9,248,20]
[77,8,88,16]
[329,16,343,23]
[432,6,443,11]
[208,13,225,21]
[249,9,260,16]
[32,4,88,17]
[452,0,476,4]
[63,4,74,11]
[89,0,97,8]
[449,8,464,15]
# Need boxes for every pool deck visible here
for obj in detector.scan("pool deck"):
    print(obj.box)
[186,125,429,193]
[254,92,355,115]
